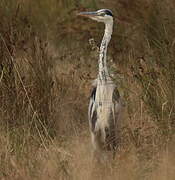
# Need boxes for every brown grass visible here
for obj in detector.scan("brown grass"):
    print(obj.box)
[0,128,174,180]
[0,0,174,179]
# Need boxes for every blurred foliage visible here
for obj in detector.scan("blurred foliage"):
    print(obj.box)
[0,0,175,179]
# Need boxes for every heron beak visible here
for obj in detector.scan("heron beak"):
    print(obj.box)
[77,11,98,18]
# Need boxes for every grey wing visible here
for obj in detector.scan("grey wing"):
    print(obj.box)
[113,86,121,119]
[88,87,97,132]
[112,86,123,149]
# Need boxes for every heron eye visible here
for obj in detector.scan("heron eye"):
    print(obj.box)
[100,12,105,16]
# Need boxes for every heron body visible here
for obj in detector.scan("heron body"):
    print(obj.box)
[79,9,122,159]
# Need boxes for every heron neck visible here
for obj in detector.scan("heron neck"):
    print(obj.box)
[98,21,113,81]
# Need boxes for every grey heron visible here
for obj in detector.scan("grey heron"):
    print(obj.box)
[78,9,122,160]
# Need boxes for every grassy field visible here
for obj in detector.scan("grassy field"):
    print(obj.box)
[0,0,175,179]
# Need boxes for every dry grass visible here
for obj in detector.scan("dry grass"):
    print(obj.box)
[0,128,174,180]
[0,0,175,179]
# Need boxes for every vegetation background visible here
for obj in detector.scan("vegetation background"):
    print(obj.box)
[0,0,174,179]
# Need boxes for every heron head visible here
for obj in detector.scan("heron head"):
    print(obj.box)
[78,9,113,24]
